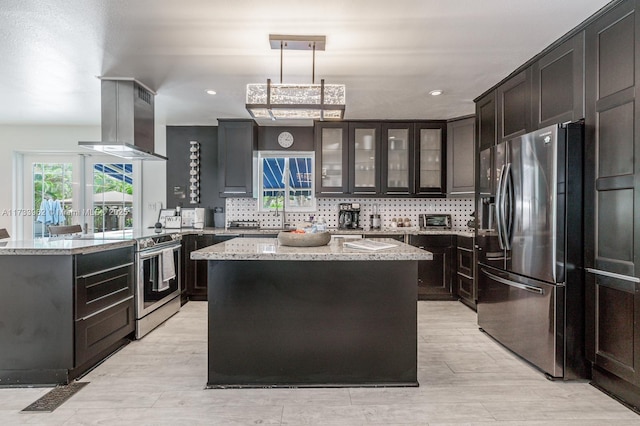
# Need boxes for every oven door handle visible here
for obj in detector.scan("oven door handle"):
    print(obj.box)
[139,244,181,259]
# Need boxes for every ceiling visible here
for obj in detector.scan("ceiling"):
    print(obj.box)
[0,0,613,127]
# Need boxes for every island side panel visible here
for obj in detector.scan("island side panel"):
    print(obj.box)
[0,255,74,385]
[207,260,418,387]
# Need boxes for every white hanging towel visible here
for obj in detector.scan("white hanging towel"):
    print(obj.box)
[155,248,175,291]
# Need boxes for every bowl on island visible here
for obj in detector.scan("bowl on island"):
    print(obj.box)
[277,231,331,247]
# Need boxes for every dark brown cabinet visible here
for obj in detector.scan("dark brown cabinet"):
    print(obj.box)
[182,233,239,301]
[415,122,447,196]
[532,32,585,129]
[364,233,406,242]
[315,120,446,196]
[182,233,213,301]
[349,122,382,194]
[408,234,455,300]
[584,0,640,409]
[497,69,531,143]
[447,116,475,196]
[191,234,214,300]
[218,119,257,197]
[74,247,135,369]
[456,235,476,310]
[0,246,135,385]
[381,122,414,194]
[477,91,497,151]
[315,121,349,194]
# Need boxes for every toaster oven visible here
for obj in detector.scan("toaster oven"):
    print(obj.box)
[418,214,452,230]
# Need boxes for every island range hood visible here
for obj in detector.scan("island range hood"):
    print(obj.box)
[79,78,167,161]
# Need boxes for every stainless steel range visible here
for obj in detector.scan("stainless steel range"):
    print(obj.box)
[134,232,182,339]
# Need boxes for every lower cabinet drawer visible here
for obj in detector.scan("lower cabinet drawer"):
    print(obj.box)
[75,264,134,320]
[457,248,474,278]
[457,273,474,301]
[75,297,134,367]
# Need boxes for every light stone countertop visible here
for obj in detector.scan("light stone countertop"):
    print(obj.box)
[183,227,475,238]
[0,226,472,256]
[0,238,135,255]
[190,237,433,262]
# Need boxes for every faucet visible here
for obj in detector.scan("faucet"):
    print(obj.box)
[273,191,290,230]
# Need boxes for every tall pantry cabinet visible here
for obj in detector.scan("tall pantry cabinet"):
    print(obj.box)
[584,0,640,409]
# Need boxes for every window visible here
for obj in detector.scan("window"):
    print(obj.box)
[31,161,74,238]
[258,152,315,212]
[20,154,137,239]
[91,163,134,232]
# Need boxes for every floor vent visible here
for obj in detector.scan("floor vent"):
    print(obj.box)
[21,382,89,413]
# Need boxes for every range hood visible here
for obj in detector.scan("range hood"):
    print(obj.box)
[79,78,167,161]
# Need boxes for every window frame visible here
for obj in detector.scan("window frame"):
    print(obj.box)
[257,151,316,213]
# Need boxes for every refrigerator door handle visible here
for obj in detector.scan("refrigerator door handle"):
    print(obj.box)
[482,268,545,295]
[495,164,506,249]
[503,162,513,250]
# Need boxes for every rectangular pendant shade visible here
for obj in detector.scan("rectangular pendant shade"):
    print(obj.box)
[246,80,345,120]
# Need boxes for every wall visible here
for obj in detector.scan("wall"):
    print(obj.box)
[0,125,167,235]
[226,197,474,231]
[165,126,224,222]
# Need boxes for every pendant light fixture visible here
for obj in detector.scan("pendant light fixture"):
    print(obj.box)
[246,35,346,121]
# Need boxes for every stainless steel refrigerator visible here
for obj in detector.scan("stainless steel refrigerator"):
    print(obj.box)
[476,121,588,380]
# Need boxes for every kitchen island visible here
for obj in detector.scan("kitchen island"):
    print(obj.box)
[191,237,432,388]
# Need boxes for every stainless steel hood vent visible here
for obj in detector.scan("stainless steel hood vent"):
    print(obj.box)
[79,78,167,161]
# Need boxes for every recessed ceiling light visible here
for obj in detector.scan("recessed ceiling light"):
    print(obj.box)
[206,90,217,95]
[429,89,443,96]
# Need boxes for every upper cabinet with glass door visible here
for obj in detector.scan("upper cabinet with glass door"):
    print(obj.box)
[415,122,446,195]
[349,122,381,194]
[315,122,349,193]
[382,123,414,194]
[314,120,445,196]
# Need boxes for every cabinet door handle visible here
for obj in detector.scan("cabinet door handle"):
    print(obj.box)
[586,268,640,283]
[457,272,474,280]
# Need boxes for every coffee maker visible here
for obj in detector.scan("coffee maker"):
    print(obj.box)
[338,202,361,229]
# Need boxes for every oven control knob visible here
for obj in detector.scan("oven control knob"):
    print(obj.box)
[140,238,153,249]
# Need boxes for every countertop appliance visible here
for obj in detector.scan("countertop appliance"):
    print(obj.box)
[419,214,451,230]
[476,121,586,380]
[338,202,361,230]
[180,207,210,229]
[228,220,260,230]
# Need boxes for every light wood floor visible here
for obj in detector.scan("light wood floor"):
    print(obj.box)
[1,301,638,425]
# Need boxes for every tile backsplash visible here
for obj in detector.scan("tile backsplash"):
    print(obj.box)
[225,197,474,231]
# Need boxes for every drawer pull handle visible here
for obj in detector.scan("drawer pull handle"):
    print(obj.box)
[78,295,134,321]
